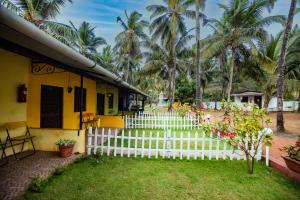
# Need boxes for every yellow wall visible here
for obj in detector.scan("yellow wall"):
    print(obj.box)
[0,49,29,125]
[30,129,86,153]
[27,68,96,129]
[98,115,124,128]
[0,49,93,156]
[97,84,119,115]
[0,49,30,155]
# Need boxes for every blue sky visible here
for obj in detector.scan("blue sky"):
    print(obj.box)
[56,0,300,49]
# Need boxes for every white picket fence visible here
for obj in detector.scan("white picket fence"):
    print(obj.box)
[86,127,270,166]
[125,112,203,130]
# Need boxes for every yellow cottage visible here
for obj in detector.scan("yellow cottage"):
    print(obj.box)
[0,7,146,156]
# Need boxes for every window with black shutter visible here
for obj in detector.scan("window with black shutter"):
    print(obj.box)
[108,94,114,109]
[74,87,87,112]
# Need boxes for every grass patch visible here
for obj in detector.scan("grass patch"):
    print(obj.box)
[24,156,300,200]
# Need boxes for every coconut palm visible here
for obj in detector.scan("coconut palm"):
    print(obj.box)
[184,0,207,108]
[66,21,106,59]
[114,10,148,84]
[276,0,299,132]
[147,0,195,110]
[141,33,194,101]
[203,0,285,102]
[254,27,300,110]
[0,0,73,45]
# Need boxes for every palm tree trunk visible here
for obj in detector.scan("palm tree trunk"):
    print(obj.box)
[263,83,273,110]
[227,48,235,102]
[168,43,177,111]
[219,53,226,99]
[297,92,300,112]
[195,1,202,109]
[124,56,130,83]
[276,0,297,132]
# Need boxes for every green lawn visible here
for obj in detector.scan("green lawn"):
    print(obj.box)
[24,157,300,200]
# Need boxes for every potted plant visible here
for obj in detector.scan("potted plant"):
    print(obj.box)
[55,139,76,158]
[281,139,300,174]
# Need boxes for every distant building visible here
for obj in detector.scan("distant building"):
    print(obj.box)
[232,91,264,108]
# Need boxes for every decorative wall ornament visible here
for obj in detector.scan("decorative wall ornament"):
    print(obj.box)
[31,62,65,75]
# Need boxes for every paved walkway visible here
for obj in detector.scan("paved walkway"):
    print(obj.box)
[0,151,81,200]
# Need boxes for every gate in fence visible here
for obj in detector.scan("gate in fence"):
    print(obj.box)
[86,127,270,166]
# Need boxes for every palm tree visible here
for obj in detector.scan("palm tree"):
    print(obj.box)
[0,0,73,45]
[114,10,148,84]
[203,0,285,102]
[66,21,106,59]
[141,33,194,106]
[185,0,206,109]
[255,28,300,110]
[147,0,194,110]
[276,0,299,132]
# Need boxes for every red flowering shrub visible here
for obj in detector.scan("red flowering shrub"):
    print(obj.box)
[214,103,272,174]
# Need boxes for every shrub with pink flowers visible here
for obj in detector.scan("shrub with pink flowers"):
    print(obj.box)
[214,103,273,174]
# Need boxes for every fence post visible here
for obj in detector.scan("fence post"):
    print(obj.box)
[194,132,198,160]
[187,131,191,160]
[134,130,138,158]
[201,132,205,160]
[148,131,152,158]
[265,146,270,166]
[155,131,159,159]
[180,131,183,160]
[216,131,220,160]
[173,131,176,159]
[87,127,92,156]
[121,129,124,157]
[101,128,104,155]
[209,132,213,160]
[114,129,118,157]
[167,130,171,159]
[141,130,145,158]
[107,128,111,156]
[162,131,166,159]
[223,137,227,160]
[128,130,131,157]
[93,127,98,155]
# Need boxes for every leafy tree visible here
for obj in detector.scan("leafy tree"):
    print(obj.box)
[175,79,196,103]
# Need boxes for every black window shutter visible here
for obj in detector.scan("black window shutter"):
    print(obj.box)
[74,87,87,112]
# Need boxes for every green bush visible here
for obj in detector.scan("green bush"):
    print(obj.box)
[54,166,67,176]
[29,177,47,193]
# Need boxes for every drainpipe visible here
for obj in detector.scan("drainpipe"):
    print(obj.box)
[122,96,125,117]
[136,93,138,114]
[79,74,83,131]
